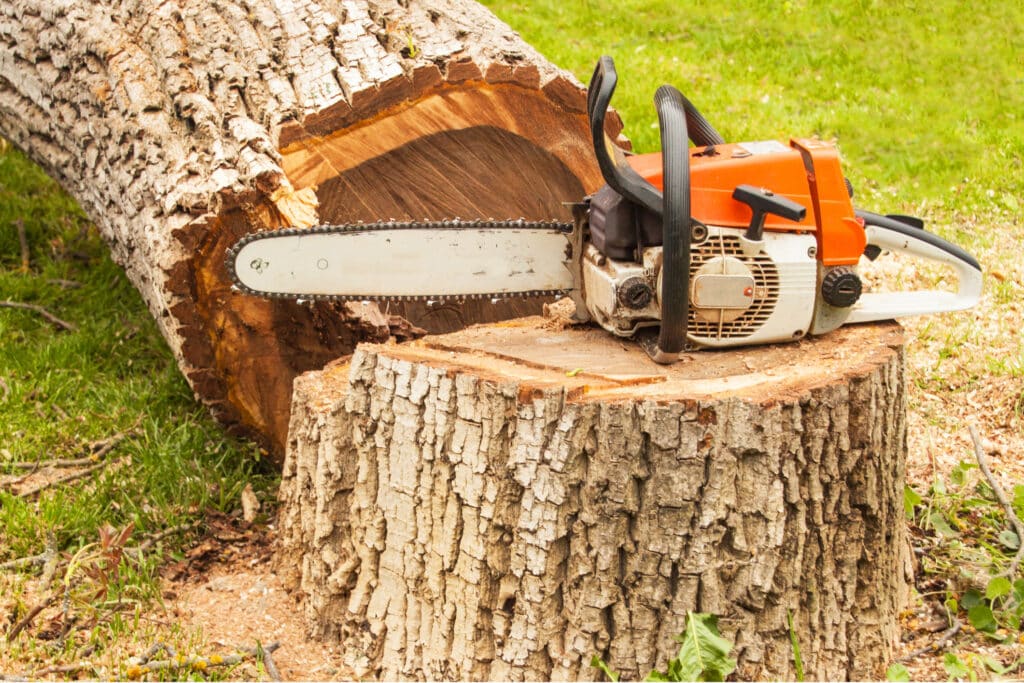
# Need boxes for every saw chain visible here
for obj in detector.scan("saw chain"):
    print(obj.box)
[225,218,576,303]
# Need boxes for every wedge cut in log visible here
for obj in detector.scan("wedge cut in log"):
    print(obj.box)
[0,0,616,458]
[277,317,912,680]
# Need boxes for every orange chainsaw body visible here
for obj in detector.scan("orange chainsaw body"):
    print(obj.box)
[627,139,866,265]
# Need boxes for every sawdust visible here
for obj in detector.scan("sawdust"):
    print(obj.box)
[150,511,352,681]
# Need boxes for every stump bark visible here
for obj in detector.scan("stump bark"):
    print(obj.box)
[277,317,911,680]
[0,0,613,457]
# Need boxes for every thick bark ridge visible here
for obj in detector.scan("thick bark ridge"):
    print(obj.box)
[277,320,910,680]
[0,0,612,456]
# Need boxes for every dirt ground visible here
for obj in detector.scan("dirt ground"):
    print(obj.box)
[159,513,354,681]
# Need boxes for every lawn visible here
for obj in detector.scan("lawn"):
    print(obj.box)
[2,0,1023,679]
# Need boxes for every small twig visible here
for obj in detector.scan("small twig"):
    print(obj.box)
[125,642,280,679]
[4,454,104,471]
[0,376,9,402]
[30,663,93,678]
[126,521,200,559]
[15,458,117,498]
[38,533,62,588]
[969,425,1024,579]
[11,429,136,497]
[134,642,174,665]
[89,429,134,459]
[898,618,962,662]
[6,594,57,641]
[255,642,282,681]
[0,534,57,573]
[239,642,281,656]
[47,278,81,289]
[15,219,29,273]
[0,552,48,572]
[0,300,76,331]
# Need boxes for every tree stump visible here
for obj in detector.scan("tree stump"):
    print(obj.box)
[0,0,614,458]
[277,316,911,680]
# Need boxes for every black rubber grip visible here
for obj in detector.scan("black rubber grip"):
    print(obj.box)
[652,85,691,360]
[856,209,981,272]
[587,56,663,215]
[678,92,725,148]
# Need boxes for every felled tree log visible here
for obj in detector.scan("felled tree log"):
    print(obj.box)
[0,0,612,457]
[276,317,911,680]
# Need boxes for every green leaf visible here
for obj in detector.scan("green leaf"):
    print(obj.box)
[886,662,911,681]
[674,612,737,682]
[590,655,620,682]
[961,588,983,610]
[644,671,671,682]
[1013,579,1024,603]
[903,485,922,518]
[950,461,975,486]
[985,576,1013,601]
[943,652,969,680]
[1012,485,1024,517]
[998,529,1020,550]
[928,511,959,538]
[979,654,1012,675]
[967,603,998,633]
[787,610,804,682]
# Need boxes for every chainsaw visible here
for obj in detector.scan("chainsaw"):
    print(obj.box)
[228,56,982,364]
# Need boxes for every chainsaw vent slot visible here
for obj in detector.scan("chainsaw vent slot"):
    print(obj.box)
[688,235,780,340]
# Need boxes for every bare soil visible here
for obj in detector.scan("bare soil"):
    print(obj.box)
[162,514,353,680]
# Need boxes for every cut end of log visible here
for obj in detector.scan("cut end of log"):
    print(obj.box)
[167,54,613,458]
[277,318,909,680]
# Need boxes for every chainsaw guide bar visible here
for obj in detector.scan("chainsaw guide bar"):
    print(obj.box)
[226,219,576,303]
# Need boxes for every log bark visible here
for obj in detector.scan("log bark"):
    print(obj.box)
[0,0,613,457]
[277,317,912,680]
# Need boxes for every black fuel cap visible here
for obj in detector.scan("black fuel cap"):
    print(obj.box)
[821,267,863,308]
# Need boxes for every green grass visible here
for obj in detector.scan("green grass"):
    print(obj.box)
[0,151,274,557]
[0,148,276,675]
[483,0,1024,211]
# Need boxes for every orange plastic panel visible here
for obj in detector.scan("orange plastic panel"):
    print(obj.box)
[625,139,865,264]
[626,144,818,233]
[789,138,864,265]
